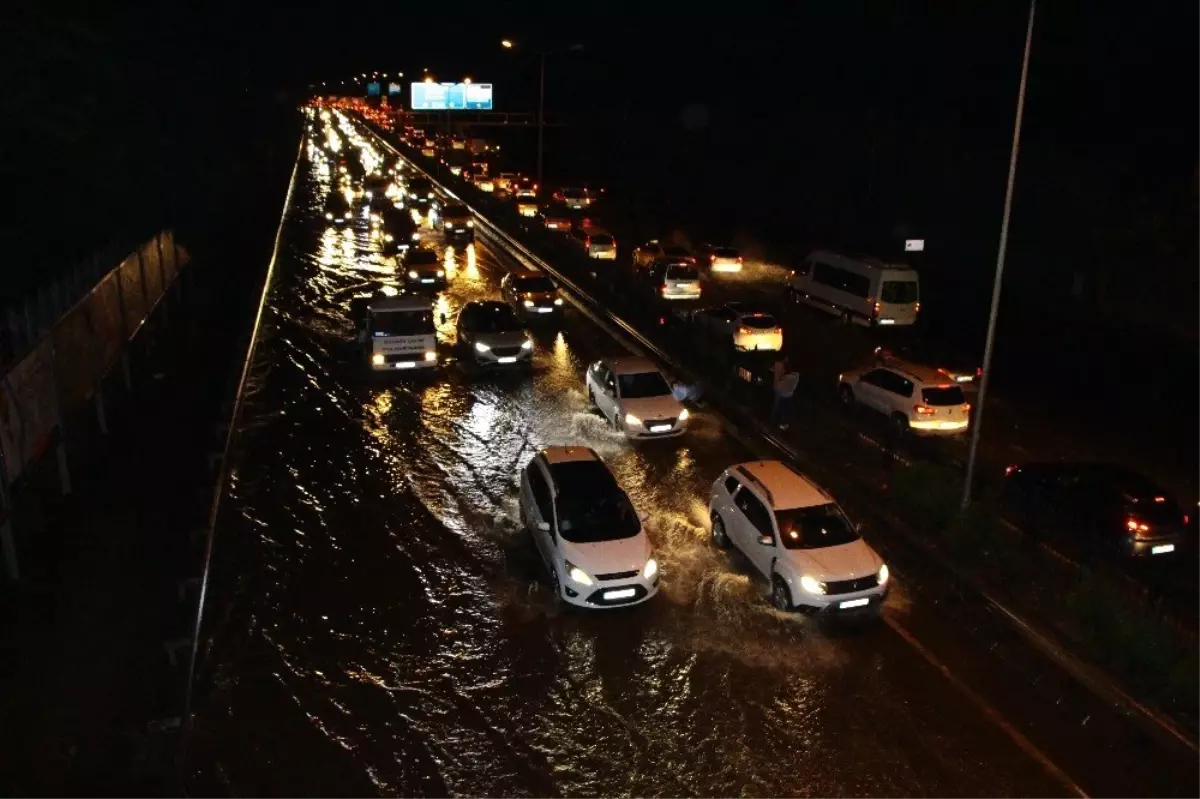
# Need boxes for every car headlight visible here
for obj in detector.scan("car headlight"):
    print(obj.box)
[411,232,421,240]
[565,560,593,586]
[475,342,491,353]
[466,220,474,227]
[523,299,535,307]
[678,408,690,422]
[408,270,419,279]
[436,270,445,277]
[624,413,642,427]
[371,353,385,366]
[424,351,437,362]
[384,233,394,241]
[877,564,889,586]
[325,212,333,220]
[642,558,658,580]
[521,338,533,350]
[799,575,827,595]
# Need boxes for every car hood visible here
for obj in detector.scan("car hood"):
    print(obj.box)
[560,531,650,577]
[784,539,881,582]
[471,330,528,348]
[406,263,442,276]
[621,394,684,420]
[521,291,558,305]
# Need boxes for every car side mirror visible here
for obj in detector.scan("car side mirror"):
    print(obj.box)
[757,534,774,547]
[537,521,551,532]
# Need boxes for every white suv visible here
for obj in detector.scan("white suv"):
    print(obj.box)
[585,357,689,439]
[838,359,971,437]
[519,447,659,608]
[708,460,889,613]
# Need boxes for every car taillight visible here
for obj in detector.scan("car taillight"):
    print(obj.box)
[873,302,881,316]
[915,302,921,312]
[976,367,983,378]
[1004,464,1017,476]
[660,286,669,296]
[1126,517,1151,536]
[914,405,935,415]
[737,326,751,335]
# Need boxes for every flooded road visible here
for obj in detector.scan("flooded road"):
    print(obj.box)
[183,139,1091,797]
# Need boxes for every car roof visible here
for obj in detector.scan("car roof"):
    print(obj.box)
[1014,462,1166,495]
[606,356,663,376]
[733,460,833,511]
[877,360,960,386]
[507,268,545,280]
[369,296,432,313]
[540,446,602,465]
[463,300,510,312]
[809,249,914,273]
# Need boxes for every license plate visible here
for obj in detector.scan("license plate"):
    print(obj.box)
[839,598,870,609]
[877,319,896,325]
[649,424,673,433]
[421,279,434,283]
[498,356,517,364]
[396,362,416,369]
[536,307,553,313]
[1151,544,1175,554]
[604,588,636,600]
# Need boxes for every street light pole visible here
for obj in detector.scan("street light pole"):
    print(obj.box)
[537,51,546,186]
[962,0,1037,510]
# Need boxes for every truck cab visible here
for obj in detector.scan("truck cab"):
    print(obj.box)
[359,296,439,371]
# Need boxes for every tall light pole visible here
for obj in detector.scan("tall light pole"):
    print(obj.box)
[961,0,1037,509]
[502,39,582,187]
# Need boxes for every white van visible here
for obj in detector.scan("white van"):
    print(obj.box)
[786,250,920,327]
[359,296,439,371]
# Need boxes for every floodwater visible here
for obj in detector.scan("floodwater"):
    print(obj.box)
[181,135,1097,798]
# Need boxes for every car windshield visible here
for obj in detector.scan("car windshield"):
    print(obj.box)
[618,370,671,399]
[406,250,439,265]
[550,461,641,543]
[563,189,583,198]
[514,276,555,293]
[742,314,778,329]
[590,234,615,246]
[371,310,433,336]
[776,504,862,550]
[468,306,524,333]
[408,179,432,192]
[922,386,966,406]
[881,280,919,303]
[443,204,469,218]
[665,247,691,257]
[714,248,740,258]
[666,265,700,281]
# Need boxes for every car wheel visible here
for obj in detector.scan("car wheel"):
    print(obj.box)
[712,515,732,549]
[772,576,794,612]
[891,413,910,436]
[838,384,854,406]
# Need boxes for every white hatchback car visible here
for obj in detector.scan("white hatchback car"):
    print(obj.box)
[690,303,783,352]
[585,357,689,439]
[708,460,889,613]
[838,359,971,437]
[519,447,659,608]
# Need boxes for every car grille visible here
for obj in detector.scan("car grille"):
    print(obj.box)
[595,570,639,581]
[586,584,649,606]
[825,574,879,595]
[491,346,522,358]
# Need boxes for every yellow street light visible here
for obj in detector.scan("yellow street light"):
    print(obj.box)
[424,76,434,83]
[463,77,472,84]
[501,39,514,48]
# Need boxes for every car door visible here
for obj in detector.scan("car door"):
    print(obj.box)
[879,372,914,417]
[734,487,776,577]
[854,369,889,413]
[524,460,558,567]
[601,366,621,422]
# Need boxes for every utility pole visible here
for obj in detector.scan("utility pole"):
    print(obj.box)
[962,0,1037,509]
[537,51,546,186]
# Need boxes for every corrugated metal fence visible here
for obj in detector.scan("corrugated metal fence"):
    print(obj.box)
[0,231,189,577]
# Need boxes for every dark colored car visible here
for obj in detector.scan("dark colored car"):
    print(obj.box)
[1001,462,1190,559]
[402,247,446,289]
[323,191,353,225]
[380,206,417,251]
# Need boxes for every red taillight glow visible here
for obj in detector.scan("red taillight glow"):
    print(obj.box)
[915,302,921,312]
[1126,517,1151,534]
[873,302,881,315]
[1005,464,1018,476]
[914,405,935,415]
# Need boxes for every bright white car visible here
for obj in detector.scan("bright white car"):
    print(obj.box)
[690,303,783,351]
[708,460,889,613]
[519,446,659,608]
[585,357,688,439]
[838,359,971,437]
